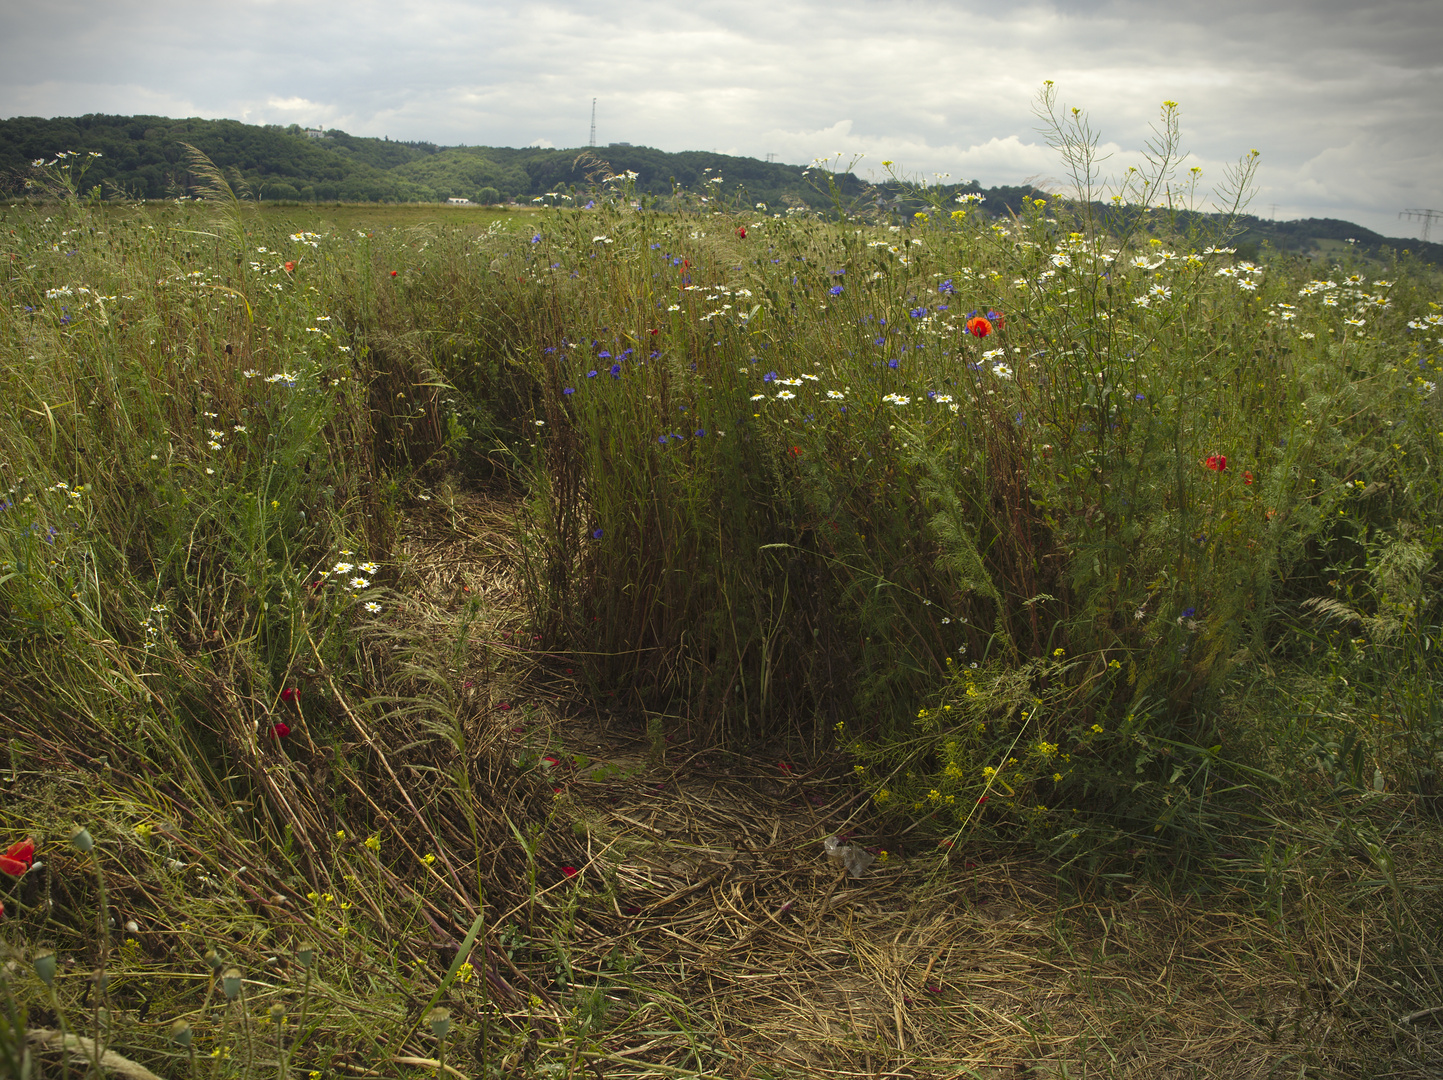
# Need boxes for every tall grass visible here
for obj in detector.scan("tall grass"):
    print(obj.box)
[1,90,1441,1074]
[450,98,1443,863]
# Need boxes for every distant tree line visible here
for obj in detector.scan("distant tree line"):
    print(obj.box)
[0,113,1047,217]
[2,114,1436,263]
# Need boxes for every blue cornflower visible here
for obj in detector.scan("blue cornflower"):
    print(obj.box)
[658,435,668,445]
[598,350,611,359]
[828,285,843,296]
[587,369,598,378]
[650,243,661,249]
[874,336,886,346]
[583,199,595,209]
[939,279,954,295]
[909,307,926,318]
[763,371,777,383]
[1135,393,1145,401]
[610,364,622,378]
[1181,607,1197,619]
[544,347,556,354]
[531,233,541,243]
[888,358,899,369]
[563,387,575,396]
[592,528,604,539]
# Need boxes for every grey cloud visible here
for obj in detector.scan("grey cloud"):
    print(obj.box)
[2,0,1439,235]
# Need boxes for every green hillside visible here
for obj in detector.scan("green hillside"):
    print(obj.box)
[2,113,1440,263]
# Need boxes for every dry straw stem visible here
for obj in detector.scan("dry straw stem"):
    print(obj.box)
[26,1028,165,1080]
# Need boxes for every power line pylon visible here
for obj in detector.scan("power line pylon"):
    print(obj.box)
[588,99,596,147]
[1400,208,1442,244]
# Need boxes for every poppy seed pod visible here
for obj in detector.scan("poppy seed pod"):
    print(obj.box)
[295,943,315,970]
[71,827,94,853]
[170,1020,193,1047]
[205,949,223,972]
[221,967,242,1000]
[428,1007,452,1040]
[34,951,57,987]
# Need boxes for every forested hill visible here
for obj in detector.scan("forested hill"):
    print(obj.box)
[0,112,1006,212]
[2,113,1439,264]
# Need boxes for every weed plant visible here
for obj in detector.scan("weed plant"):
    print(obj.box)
[0,86,1440,1076]
[473,93,1443,867]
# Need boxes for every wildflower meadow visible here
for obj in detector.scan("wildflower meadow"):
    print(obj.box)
[1,95,1441,1077]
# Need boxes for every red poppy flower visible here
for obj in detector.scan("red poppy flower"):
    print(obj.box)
[390,270,398,277]
[284,261,295,273]
[542,755,560,767]
[789,446,802,457]
[976,795,989,804]
[1243,471,1253,484]
[497,702,512,711]
[965,316,992,338]
[648,327,659,335]
[267,722,291,739]
[777,761,793,773]
[735,226,747,239]
[280,688,300,703]
[561,865,578,879]
[0,838,35,876]
[1204,454,1227,473]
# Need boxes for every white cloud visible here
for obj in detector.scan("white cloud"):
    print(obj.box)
[1,0,1439,236]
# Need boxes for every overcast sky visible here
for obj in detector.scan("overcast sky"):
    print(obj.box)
[3,0,1440,237]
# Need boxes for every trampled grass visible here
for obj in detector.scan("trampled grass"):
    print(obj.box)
[2,98,1442,1077]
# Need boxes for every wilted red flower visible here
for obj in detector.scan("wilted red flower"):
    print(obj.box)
[267,722,291,739]
[497,702,512,711]
[0,838,35,877]
[280,688,300,703]
[965,316,992,338]
[284,261,295,273]
[735,226,747,239]
[1204,454,1227,472]
[647,328,659,335]
[561,865,578,879]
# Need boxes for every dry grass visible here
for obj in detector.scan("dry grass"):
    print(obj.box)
[395,487,1443,1080]
[2,482,1436,1079]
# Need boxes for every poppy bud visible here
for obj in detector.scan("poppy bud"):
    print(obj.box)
[428,1007,452,1039]
[34,951,57,987]
[71,828,94,853]
[206,949,223,972]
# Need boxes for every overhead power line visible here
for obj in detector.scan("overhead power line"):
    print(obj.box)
[1400,208,1442,244]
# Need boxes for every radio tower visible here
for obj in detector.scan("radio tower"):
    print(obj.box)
[588,99,596,147]
[1400,208,1442,243]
